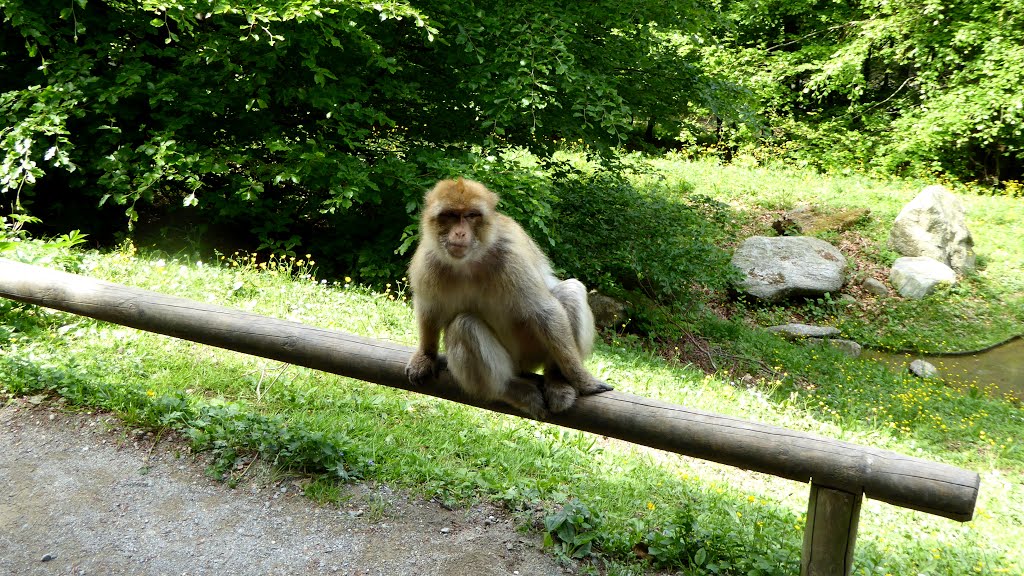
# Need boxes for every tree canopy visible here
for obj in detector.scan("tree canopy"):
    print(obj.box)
[1,0,722,274]
[714,0,1024,181]
[2,0,1020,279]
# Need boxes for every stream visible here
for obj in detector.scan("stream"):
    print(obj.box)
[864,337,1024,399]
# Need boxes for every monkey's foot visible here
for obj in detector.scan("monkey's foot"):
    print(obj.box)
[576,377,614,396]
[506,380,549,420]
[544,380,578,414]
[405,352,442,385]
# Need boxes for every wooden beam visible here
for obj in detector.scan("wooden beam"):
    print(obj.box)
[0,259,980,522]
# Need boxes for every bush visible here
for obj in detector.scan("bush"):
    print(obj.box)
[1,0,725,280]
[549,172,738,307]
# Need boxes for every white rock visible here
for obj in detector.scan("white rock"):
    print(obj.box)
[889,185,975,273]
[909,359,939,378]
[890,257,956,299]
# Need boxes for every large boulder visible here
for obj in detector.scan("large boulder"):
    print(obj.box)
[889,185,976,273]
[731,236,847,302]
[889,256,956,299]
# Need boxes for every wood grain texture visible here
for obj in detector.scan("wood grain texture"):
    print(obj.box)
[802,484,862,576]
[0,259,979,521]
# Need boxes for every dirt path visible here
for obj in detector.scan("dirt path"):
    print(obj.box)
[0,400,568,576]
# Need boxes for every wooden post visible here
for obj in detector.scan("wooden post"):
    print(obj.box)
[802,483,862,576]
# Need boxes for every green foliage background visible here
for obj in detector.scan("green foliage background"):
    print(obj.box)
[712,0,1024,181]
[0,0,719,279]
[3,3,1023,573]
[2,0,1023,285]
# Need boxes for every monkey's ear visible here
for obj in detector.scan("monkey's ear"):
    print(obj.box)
[467,179,498,210]
[483,187,499,211]
[456,177,499,211]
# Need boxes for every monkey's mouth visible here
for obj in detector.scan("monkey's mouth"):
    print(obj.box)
[446,242,471,258]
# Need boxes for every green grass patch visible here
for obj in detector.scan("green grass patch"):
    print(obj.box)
[3,157,1023,575]
[2,238,1021,576]
[642,155,1024,352]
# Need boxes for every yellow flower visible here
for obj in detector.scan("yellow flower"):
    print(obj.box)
[345,276,352,283]
[646,501,655,511]
[146,389,156,397]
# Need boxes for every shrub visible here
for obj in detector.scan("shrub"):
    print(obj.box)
[549,172,739,307]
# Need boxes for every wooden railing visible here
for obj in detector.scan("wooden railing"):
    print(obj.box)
[0,259,979,575]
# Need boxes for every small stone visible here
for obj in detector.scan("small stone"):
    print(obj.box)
[440,527,451,534]
[767,323,841,340]
[909,359,939,379]
[826,338,863,358]
[588,291,628,329]
[862,277,890,297]
[41,553,56,562]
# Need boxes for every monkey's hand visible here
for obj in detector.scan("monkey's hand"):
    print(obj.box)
[405,351,443,385]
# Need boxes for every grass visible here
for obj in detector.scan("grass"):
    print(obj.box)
[639,154,1024,353]
[2,157,1024,575]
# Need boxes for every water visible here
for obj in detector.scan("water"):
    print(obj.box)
[864,337,1024,399]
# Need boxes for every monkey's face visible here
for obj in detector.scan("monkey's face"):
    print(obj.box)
[422,178,498,262]
[435,209,484,259]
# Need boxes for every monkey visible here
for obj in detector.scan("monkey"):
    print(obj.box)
[404,177,612,419]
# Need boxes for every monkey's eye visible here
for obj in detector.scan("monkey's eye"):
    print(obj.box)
[465,211,482,221]
[437,211,460,225]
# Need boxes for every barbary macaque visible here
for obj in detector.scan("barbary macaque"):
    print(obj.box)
[405,178,612,419]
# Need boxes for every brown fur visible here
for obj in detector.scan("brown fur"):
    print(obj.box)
[405,178,612,418]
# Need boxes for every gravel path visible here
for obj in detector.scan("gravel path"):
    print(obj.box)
[0,400,568,576]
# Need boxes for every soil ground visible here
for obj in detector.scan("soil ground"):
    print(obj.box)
[0,399,569,576]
